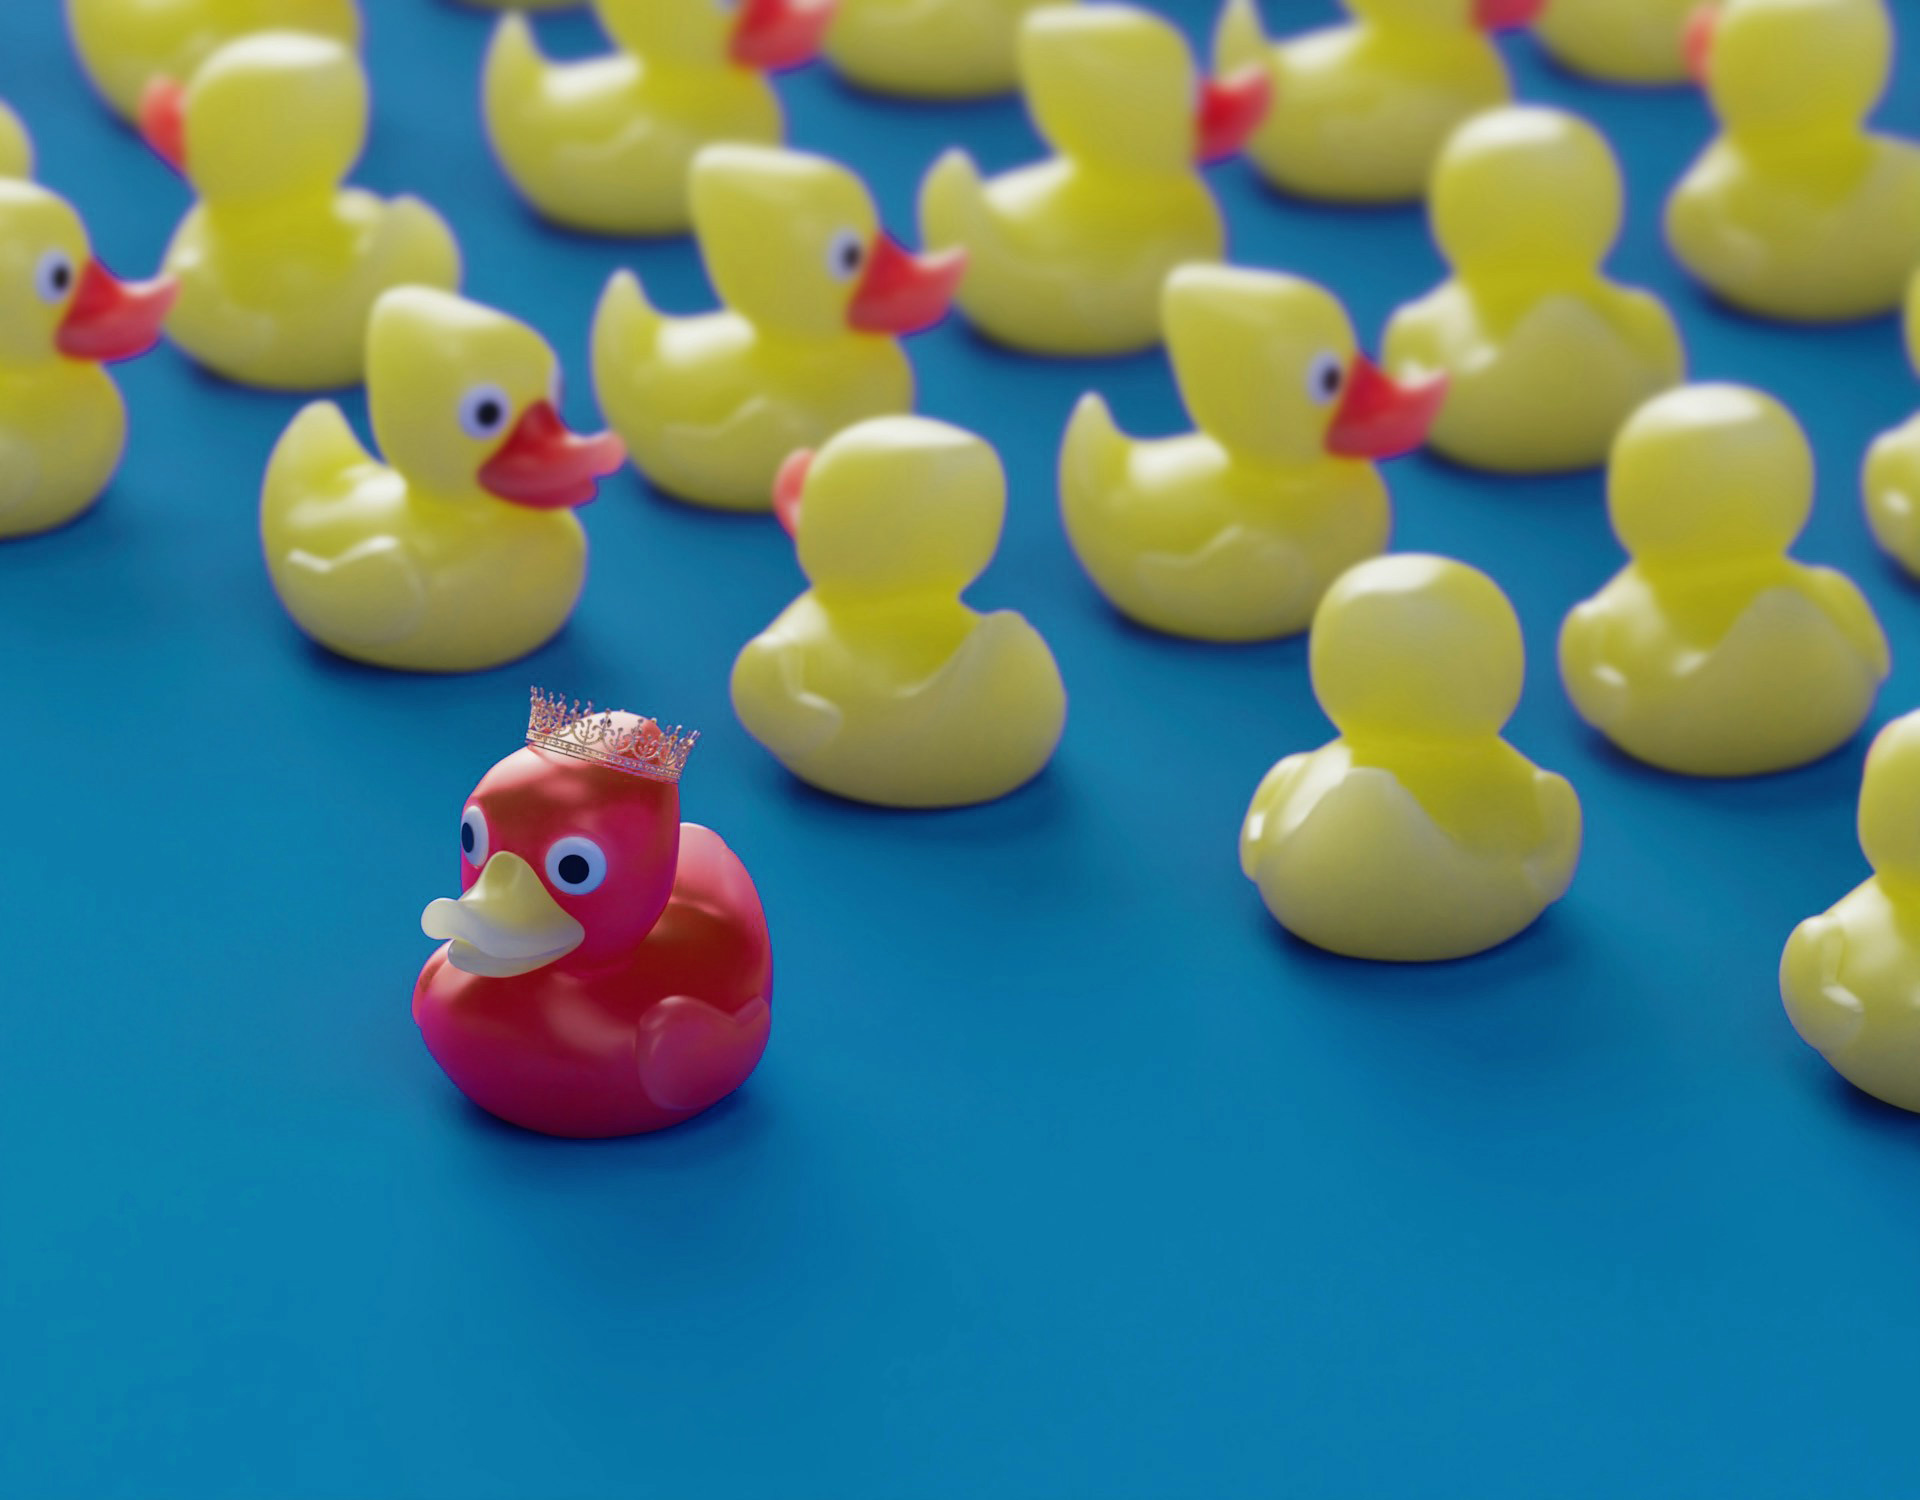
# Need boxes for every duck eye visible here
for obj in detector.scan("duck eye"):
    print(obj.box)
[545,835,607,895]
[458,383,512,441]
[34,249,75,305]
[460,805,489,867]
[1307,353,1345,405]
[826,230,865,282]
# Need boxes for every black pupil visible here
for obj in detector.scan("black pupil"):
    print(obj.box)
[839,240,861,272]
[1319,363,1341,395]
[476,399,502,429]
[51,262,69,291]
[461,821,475,854]
[557,853,590,885]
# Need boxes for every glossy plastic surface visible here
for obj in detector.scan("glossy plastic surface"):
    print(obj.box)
[1061,263,1441,641]
[416,720,773,1137]
[0,181,174,539]
[1666,0,1920,323]
[141,31,460,390]
[1213,0,1533,204]
[825,0,1078,98]
[592,144,959,511]
[732,415,1066,806]
[1240,553,1583,961]
[259,286,622,671]
[65,0,361,120]
[1862,269,1920,573]
[917,4,1267,354]
[0,98,31,177]
[1384,105,1685,474]
[1560,383,1891,775]
[482,0,834,237]
[1534,0,1696,83]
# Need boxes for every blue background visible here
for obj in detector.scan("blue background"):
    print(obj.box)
[4,1,1920,1494]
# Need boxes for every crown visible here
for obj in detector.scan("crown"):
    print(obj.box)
[525,688,698,784]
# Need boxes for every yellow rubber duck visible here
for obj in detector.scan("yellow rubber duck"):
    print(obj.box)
[1862,270,1920,574]
[1240,554,1583,963]
[1534,0,1697,83]
[260,287,625,673]
[731,416,1067,808]
[1383,106,1686,475]
[592,145,963,513]
[0,101,33,179]
[825,0,1076,99]
[1667,0,1920,323]
[138,32,461,392]
[483,0,836,237]
[66,0,361,121]
[1559,384,1890,777]
[1061,264,1446,642]
[1213,0,1540,205]
[0,182,178,540]
[1781,710,1920,1114]
[917,3,1271,356]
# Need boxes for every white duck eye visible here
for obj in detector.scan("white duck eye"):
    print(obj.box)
[826,229,865,282]
[545,836,607,896]
[1307,353,1345,405]
[460,805,489,867]
[34,249,75,305]
[458,383,513,441]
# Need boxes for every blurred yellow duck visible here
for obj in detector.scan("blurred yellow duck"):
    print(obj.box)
[1559,384,1889,776]
[1383,106,1685,474]
[0,101,33,179]
[1213,0,1540,204]
[1534,0,1697,83]
[0,182,177,539]
[66,0,361,121]
[1061,265,1445,642]
[483,0,836,237]
[1667,0,1920,322]
[1862,270,1920,575]
[1240,554,1582,962]
[825,0,1076,99]
[139,31,461,391]
[731,416,1067,808]
[918,3,1270,355]
[261,287,625,672]
[593,145,963,512]
[1781,710,1920,1114]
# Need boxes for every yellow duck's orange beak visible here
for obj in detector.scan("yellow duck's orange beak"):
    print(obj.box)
[1195,68,1272,165]
[137,77,188,173]
[772,448,812,537]
[1684,5,1721,82]
[847,235,966,335]
[1325,358,1448,461]
[1474,0,1545,29]
[478,401,625,510]
[56,260,178,362]
[730,0,836,71]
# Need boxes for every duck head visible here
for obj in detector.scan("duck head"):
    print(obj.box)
[598,0,836,72]
[422,708,686,978]
[1608,383,1811,570]
[1687,0,1891,137]
[0,181,176,367]
[692,144,963,337]
[1859,713,1920,890]
[367,287,624,508]
[772,416,1004,600]
[1312,554,1525,743]
[1022,5,1270,172]
[1349,0,1546,30]
[1164,263,1445,466]
[1432,106,1622,280]
[139,31,366,201]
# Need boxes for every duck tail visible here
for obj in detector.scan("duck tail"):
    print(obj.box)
[1058,391,1130,539]
[916,147,987,261]
[590,268,661,423]
[481,13,547,133]
[1213,0,1270,78]
[261,401,375,530]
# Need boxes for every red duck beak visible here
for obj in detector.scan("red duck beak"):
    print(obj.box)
[847,235,966,335]
[55,260,178,362]
[1325,357,1448,461]
[1474,0,1545,30]
[1684,4,1720,83]
[730,0,836,71]
[137,76,188,173]
[772,449,812,537]
[477,400,625,510]
[1195,67,1272,165]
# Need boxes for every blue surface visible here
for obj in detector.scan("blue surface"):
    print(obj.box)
[5,2,1920,1495]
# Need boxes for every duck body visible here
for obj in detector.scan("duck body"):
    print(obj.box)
[826,0,1076,98]
[1533,0,1697,84]
[0,361,125,539]
[1865,280,1920,572]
